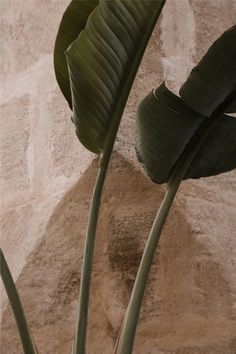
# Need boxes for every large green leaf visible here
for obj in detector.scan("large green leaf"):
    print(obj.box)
[180,25,236,116]
[65,0,166,154]
[136,26,236,184]
[136,84,236,183]
[54,0,99,108]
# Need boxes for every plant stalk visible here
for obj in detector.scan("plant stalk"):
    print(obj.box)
[0,248,38,354]
[73,151,111,354]
[114,177,181,354]
[115,90,236,354]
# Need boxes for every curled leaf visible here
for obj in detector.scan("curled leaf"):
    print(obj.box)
[137,26,236,184]
[180,25,236,116]
[136,83,236,183]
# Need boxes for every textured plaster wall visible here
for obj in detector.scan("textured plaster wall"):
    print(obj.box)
[1,1,236,353]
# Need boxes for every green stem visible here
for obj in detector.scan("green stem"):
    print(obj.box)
[73,151,111,354]
[115,91,236,354]
[0,248,38,354]
[114,177,181,354]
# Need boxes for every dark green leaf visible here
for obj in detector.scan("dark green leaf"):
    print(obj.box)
[136,83,206,183]
[65,0,166,154]
[180,25,236,116]
[136,83,236,183]
[185,114,236,179]
[137,26,236,184]
[54,0,99,108]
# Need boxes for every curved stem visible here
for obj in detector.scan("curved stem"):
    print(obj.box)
[114,177,181,354]
[0,249,38,354]
[73,150,111,354]
[115,91,236,354]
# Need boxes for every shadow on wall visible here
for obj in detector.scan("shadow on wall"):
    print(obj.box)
[1,153,236,354]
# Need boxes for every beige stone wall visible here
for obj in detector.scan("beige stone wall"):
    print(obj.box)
[1,1,236,353]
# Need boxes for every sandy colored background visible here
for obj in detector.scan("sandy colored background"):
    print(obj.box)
[1,0,236,353]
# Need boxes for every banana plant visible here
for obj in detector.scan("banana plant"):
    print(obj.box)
[54,1,166,353]
[115,25,236,353]
[2,2,235,354]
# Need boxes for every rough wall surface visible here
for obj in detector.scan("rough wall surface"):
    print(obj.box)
[1,1,236,353]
